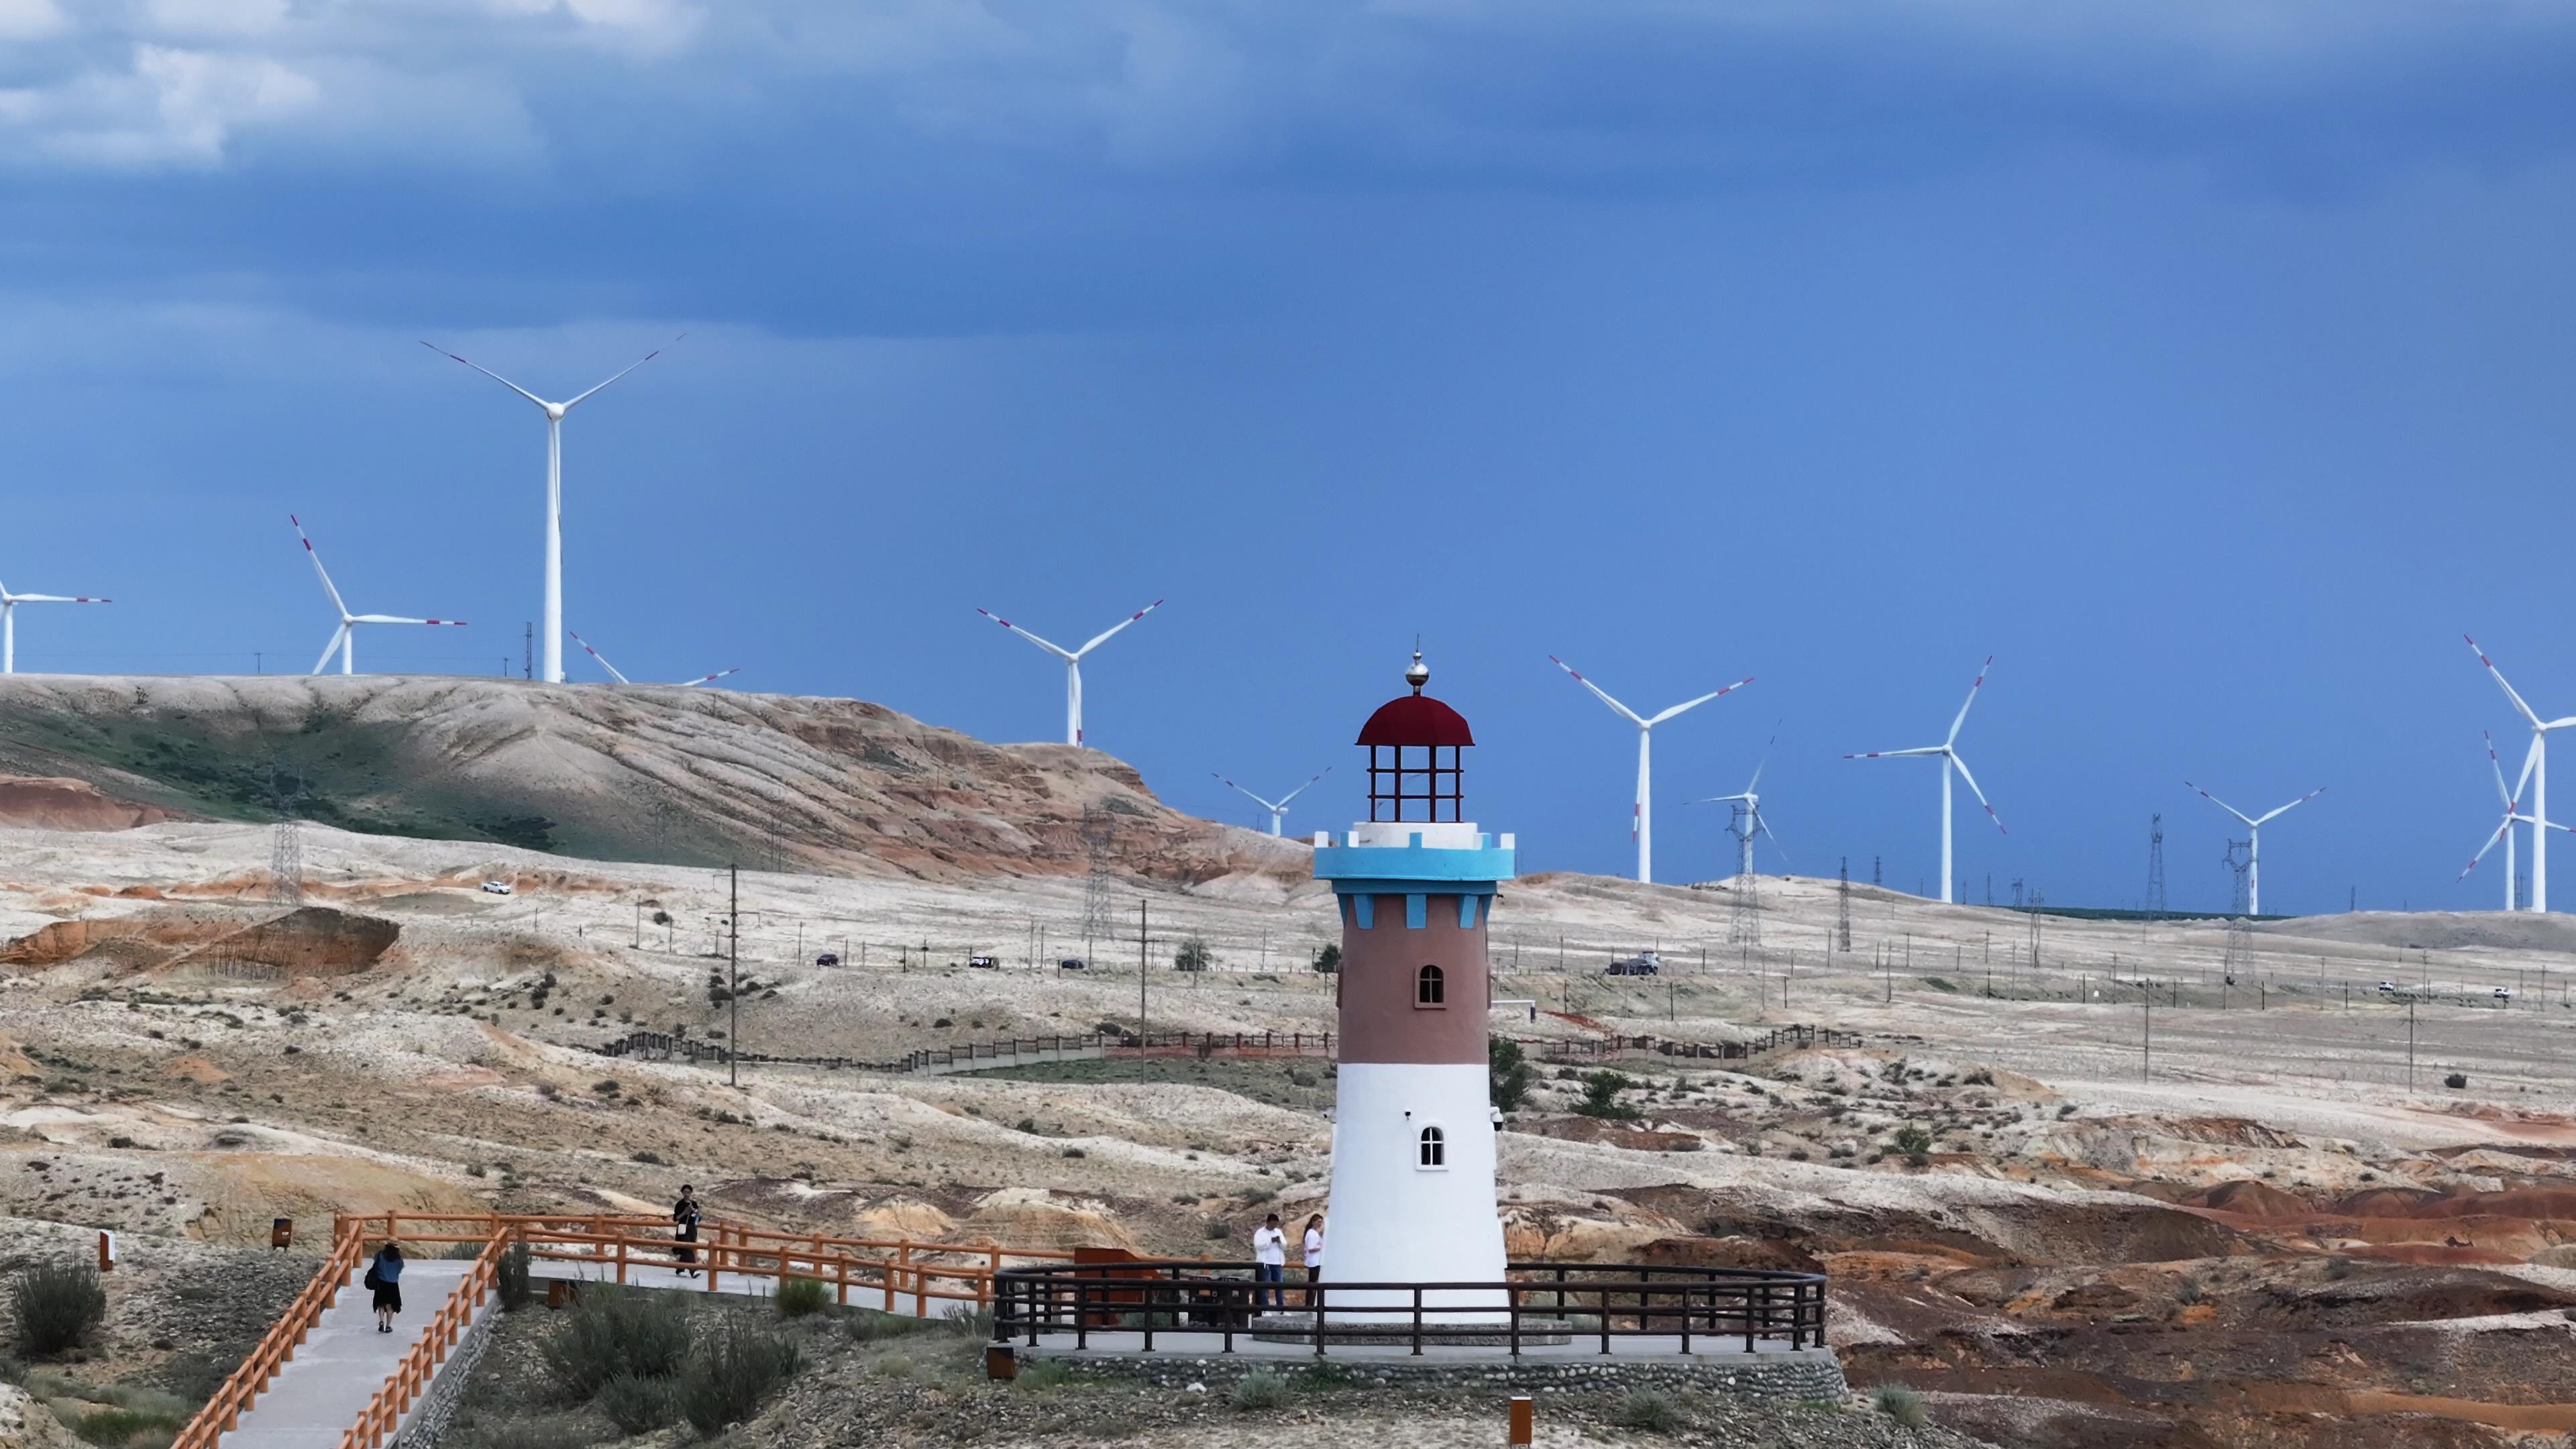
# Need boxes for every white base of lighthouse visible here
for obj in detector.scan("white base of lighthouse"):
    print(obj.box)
[1321,1062,1509,1322]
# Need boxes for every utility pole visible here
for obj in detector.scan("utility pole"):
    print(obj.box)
[1138,899,1149,1038]
[523,623,533,681]
[2141,978,2152,1082]
[2407,996,2417,1092]
[1837,858,1852,952]
[727,863,740,1089]
[2144,814,2167,922]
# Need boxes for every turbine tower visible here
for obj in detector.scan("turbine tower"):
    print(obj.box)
[0,577,109,675]
[1546,655,1753,885]
[2466,635,2576,912]
[421,336,678,684]
[2462,729,2565,908]
[2182,782,2324,917]
[291,516,466,675]
[1691,752,1786,881]
[568,631,739,688]
[1212,767,1331,837]
[975,600,1165,747]
[1845,656,2005,904]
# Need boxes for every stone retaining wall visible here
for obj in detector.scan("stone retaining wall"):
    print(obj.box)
[396,1294,496,1449]
[1026,1348,1847,1400]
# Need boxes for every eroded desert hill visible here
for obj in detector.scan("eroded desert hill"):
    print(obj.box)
[0,674,1299,884]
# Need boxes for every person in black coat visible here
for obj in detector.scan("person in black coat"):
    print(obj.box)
[365,1244,404,1332]
[673,1184,703,1279]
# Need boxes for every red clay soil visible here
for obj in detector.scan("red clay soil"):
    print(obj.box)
[0,775,186,831]
[2189,1179,2312,1218]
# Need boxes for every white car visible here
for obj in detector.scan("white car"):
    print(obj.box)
[2377,980,2398,994]
[2494,987,2514,1000]
[480,881,514,896]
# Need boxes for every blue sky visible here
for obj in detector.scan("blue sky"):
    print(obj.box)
[5,1,2576,912]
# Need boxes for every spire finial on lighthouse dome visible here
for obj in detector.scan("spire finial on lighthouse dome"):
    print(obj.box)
[1405,648,1430,696]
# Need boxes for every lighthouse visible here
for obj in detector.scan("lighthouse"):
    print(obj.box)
[1312,652,1515,1321]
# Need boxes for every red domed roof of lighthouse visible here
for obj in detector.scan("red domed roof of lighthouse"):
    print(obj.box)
[1356,651,1474,746]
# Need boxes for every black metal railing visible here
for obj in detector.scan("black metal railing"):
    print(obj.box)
[992,1260,1826,1358]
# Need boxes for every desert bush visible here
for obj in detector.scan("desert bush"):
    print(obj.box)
[1310,944,1340,974]
[1174,937,1214,973]
[1875,1385,1928,1428]
[2176,1277,2206,1305]
[442,1240,487,1260]
[1489,1038,1532,1114]
[451,1412,599,1449]
[948,1305,997,1342]
[873,1353,916,1378]
[597,1373,678,1434]
[676,1317,804,1434]
[1612,1387,1684,1431]
[2324,1256,2355,1281]
[496,1242,533,1313]
[2446,1073,2469,1089]
[774,1277,830,1320]
[539,1284,693,1400]
[1230,1371,1291,1410]
[1892,1125,1934,1165]
[1014,1357,1073,1391]
[12,1260,105,1356]
[1575,1070,1641,1121]
[845,1310,941,1344]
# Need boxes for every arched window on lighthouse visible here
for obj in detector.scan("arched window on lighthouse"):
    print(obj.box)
[1416,963,1445,1006]
[1416,1125,1446,1169]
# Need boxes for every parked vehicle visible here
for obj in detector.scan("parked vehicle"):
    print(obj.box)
[1603,951,1661,977]
[2377,980,2399,994]
[968,954,1002,969]
[2494,987,2513,1000]
[814,952,840,968]
[480,881,513,896]
[1058,957,1087,971]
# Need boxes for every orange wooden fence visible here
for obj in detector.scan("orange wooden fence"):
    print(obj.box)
[170,1220,366,1449]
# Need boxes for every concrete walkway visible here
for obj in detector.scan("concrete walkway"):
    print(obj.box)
[223,1258,477,1449]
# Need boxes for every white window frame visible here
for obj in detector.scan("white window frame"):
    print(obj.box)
[1415,1123,1448,1171]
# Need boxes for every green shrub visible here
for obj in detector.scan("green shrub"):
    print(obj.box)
[1230,1371,1290,1410]
[1014,1357,1073,1391]
[873,1352,916,1379]
[1875,1385,1927,1428]
[1174,937,1214,972]
[1489,1038,1532,1113]
[2446,1072,2469,1089]
[774,1277,831,1319]
[1575,1070,1641,1120]
[596,1373,677,1434]
[676,1317,802,1434]
[1892,1125,1934,1165]
[1310,944,1340,974]
[845,1310,942,1344]
[496,1243,533,1313]
[11,1261,105,1356]
[539,1284,693,1401]
[947,1305,997,1342]
[73,1395,192,1446]
[1612,1387,1684,1431]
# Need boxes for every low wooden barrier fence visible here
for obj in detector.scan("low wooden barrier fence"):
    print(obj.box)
[594,1028,1337,1075]
[996,1260,1830,1357]
[334,1213,1077,1313]
[1535,1024,1862,1066]
[170,1220,366,1449]
[337,1226,508,1449]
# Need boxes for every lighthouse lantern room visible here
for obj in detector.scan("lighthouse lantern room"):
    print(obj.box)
[1311,651,1517,1320]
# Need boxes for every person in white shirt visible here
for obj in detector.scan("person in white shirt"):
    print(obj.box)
[1299,1213,1326,1307]
[1251,1213,1288,1309]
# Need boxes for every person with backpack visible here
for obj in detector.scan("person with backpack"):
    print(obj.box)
[364,1243,403,1333]
[673,1184,703,1279]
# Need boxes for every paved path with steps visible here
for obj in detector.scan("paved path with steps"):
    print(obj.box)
[223,1258,476,1449]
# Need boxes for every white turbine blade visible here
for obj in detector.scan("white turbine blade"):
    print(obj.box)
[2514,735,2540,806]
[6,593,106,604]
[568,629,631,684]
[1075,598,1165,657]
[420,341,550,409]
[311,626,347,676]
[1758,816,1790,868]
[677,669,739,687]
[353,615,467,627]
[1689,792,1753,805]
[2465,635,2546,729]
[2251,787,2327,827]
[1212,773,1282,814]
[1547,656,1645,726]
[563,334,684,412]
[2460,816,2516,881]
[2182,780,2257,828]
[1845,746,1946,759]
[1950,753,2006,835]
[290,515,352,620]
[975,608,1075,661]
[1944,655,1995,747]
[1646,675,1755,727]
[2487,731,2516,808]
[1274,767,1332,808]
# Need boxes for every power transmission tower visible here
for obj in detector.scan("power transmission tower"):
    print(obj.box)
[2010,878,2025,909]
[523,623,533,680]
[1836,857,1852,952]
[2222,838,2254,985]
[1079,806,1117,964]
[1725,802,1761,947]
[2145,814,2167,921]
[268,760,307,908]
[1872,857,1882,888]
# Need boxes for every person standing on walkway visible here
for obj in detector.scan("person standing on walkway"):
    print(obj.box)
[673,1184,703,1279]
[1300,1213,1326,1304]
[1252,1213,1287,1309]
[365,1244,403,1333]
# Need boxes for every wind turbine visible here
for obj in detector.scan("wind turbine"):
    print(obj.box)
[567,631,739,688]
[1844,656,2004,904]
[2466,634,2576,912]
[291,515,466,676]
[2182,782,2324,917]
[0,577,109,675]
[975,600,1165,747]
[2461,730,2564,908]
[1692,751,1786,881]
[1212,768,1332,837]
[421,335,679,684]
[1547,655,1754,885]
